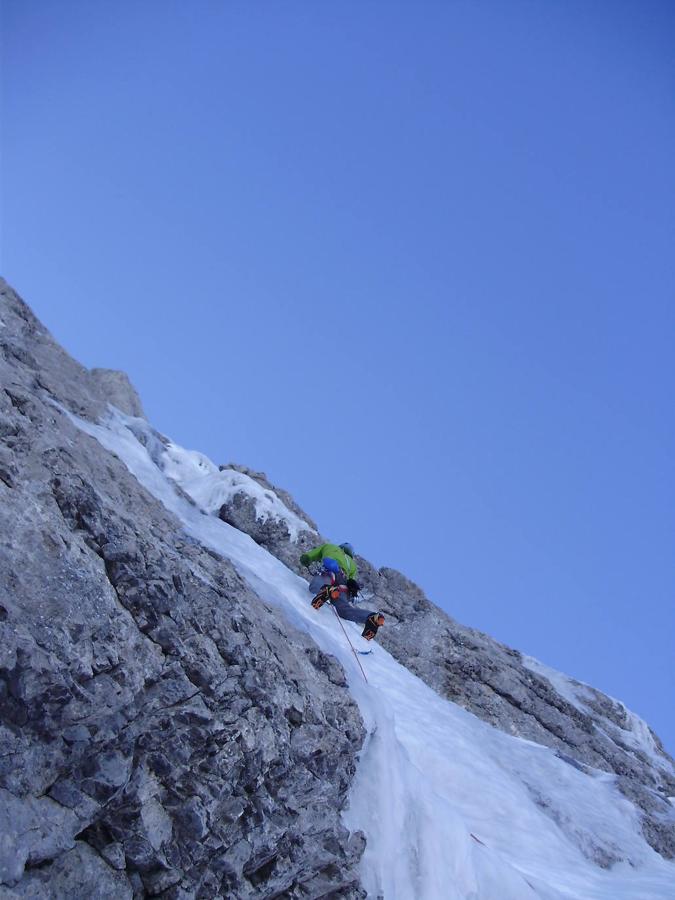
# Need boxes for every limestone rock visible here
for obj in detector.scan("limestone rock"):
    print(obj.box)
[90,369,146,419]
[0,278,366,898]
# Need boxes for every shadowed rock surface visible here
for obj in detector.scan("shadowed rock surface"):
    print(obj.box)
[216,478,318,576]
[0,278,366,899]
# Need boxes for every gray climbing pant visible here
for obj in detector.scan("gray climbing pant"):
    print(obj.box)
[308,572,373,626]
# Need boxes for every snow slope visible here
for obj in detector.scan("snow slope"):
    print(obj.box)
[69,407,675,900]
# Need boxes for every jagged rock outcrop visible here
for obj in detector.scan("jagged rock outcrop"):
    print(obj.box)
[217,450,675,861]
[219,465,319,536]
[216,481,318,575]
[89,368,146,419]
[0,279,366,898]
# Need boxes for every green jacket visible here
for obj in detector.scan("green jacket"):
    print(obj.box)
[302,543,358,580]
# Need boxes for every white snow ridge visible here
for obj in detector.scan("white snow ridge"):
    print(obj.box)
[161,441,314,541]
[70,407,675,900]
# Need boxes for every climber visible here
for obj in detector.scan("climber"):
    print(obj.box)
[299,541,385,640]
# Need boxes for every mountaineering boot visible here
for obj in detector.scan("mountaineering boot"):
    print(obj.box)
[362,613,385,641]
[311,584,331,610]
[311,584,344,610]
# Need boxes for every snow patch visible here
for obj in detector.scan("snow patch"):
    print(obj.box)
[162,440,314,541]
[65,406,675,900]
[522,655,592,714]
[524,656,674,777]
[68,406,315,541]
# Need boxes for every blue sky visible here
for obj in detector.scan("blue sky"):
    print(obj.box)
[2,1,674,752]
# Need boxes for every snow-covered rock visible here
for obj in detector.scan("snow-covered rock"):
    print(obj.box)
[182,439,675,865]
[1,277,674,899]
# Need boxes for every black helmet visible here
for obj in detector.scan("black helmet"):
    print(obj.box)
[340,542,355,558]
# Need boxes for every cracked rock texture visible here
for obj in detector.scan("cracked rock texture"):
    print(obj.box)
[0,278,366,898]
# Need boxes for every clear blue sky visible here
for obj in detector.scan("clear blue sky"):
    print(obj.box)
[2,1,674,752]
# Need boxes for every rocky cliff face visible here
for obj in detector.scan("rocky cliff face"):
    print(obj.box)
[0,280,365,899]
[218,458,675,863]
[1,277,674,900]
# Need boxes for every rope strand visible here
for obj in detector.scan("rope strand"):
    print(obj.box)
[331,605,369,683]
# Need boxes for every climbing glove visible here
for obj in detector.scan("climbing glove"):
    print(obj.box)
[346,579,360,598]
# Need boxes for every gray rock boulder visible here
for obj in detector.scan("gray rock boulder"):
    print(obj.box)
[89,368,146,419]
[217,487,318,574]
[219,464,319,534]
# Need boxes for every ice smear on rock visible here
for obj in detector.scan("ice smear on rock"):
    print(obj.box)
[524,655,675,776]
[161,440,314,541]
[66,406,675,900]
